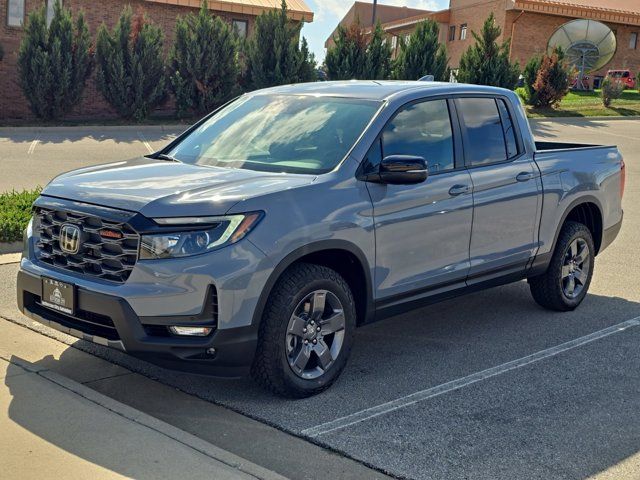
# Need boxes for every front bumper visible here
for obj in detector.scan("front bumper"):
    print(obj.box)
[17,269,258,377]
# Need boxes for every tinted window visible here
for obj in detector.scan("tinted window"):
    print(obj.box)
[458,98,507,166]
[382,100,454,173]
[497,99,518,159]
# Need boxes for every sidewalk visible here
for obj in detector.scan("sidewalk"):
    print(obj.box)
[0,320,285,480]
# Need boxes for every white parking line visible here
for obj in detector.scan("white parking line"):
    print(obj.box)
[27,136,40,154]
[302,317,640,438]
[137,132,154,154]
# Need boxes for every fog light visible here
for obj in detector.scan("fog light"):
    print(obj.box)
[169,326,213,337]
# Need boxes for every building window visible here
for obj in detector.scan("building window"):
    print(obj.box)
[7,0,25,27]
[232,19,248,38]
[391,36,398,51]
[460,24,467,40]
[449,25,456,41]
[46,0,60,26]
[630,32,638,50]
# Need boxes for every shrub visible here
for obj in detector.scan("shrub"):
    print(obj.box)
[525,48,571,108]
[245,0,316,90]
[601,77,624,107]
[17,0,92,120]
[457,13,519,89]
[393,19,449,81]
[522,54,542,104]
[95,7,166,121]
[325,21,367,80]
[0,189,41,243]
[362,22,392,80]
[170,1,239,117]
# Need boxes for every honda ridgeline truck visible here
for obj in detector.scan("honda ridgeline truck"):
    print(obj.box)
[17,82,625,398]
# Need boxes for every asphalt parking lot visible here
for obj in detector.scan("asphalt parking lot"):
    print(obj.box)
[1,118,639,479]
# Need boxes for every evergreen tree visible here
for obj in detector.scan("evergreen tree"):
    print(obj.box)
[95,7,166,121]
[362,22,392,80]
[526,48,571,108]
[523,54,543,103]
[325,21,366,80]
[170,1,239,116]
[456,13,519,89]
[393,19,448,81]
[17,0,92,120]
[245,0,315,89]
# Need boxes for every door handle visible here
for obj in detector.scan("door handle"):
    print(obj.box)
[516,171,536,182]
[449,184,471,196]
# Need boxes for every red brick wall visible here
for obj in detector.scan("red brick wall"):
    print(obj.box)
[0,0,255,120]
[508,11,640,80]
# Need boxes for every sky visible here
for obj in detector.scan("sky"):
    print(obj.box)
[301,0,450,63]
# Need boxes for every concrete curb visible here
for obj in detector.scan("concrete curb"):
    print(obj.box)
[0,348,288,480]
[0,242,22,255]
[0,125,188,134]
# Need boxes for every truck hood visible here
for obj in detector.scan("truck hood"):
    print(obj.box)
[42,157,316,218]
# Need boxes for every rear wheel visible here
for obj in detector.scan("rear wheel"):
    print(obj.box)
[529,221,595,311]
[251,263,356,398]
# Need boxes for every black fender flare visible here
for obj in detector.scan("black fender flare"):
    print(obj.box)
[530,195,604,274]
[250,240,375,328]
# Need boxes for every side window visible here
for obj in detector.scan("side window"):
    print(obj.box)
[457,97,507,166]
[497,99,519,159]
[382,100,455,173]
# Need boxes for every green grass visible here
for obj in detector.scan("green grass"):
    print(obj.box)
[517,88,640,118]
[0,189,41,243]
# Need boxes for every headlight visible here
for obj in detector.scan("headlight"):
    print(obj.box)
[139,212,263,260]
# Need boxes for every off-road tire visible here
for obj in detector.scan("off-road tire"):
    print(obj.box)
[251,263,356,398]
[528,221,595,311]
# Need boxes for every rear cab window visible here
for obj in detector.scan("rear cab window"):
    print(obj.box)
[456,97,520,167]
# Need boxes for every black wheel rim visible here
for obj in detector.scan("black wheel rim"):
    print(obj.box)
[285,290,346,380]
[561,238,590,299]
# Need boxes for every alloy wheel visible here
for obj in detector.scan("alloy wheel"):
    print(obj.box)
[561,238,590,299]
[285,290,346,380]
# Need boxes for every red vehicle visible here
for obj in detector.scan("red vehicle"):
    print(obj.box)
[606,70,636,89]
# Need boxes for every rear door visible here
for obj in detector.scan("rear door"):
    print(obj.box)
[455,96,542,282]
[365,98,474,300]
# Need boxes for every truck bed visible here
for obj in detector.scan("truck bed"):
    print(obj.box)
[535,141,611,151]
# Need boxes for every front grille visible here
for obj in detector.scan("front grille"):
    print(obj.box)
[35,207,140,283]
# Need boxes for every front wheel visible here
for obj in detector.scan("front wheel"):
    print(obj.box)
[251,263,356,398]
[529,221,595,311]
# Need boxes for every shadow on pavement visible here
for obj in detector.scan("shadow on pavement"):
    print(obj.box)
[6,282,640,479]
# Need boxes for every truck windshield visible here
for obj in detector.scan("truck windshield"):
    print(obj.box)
[168,95,382,174]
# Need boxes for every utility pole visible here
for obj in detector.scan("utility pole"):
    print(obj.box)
[372,0,378,25]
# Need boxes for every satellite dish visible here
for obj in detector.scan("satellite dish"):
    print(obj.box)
[547,19,616,90]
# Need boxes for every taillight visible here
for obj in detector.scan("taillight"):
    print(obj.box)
[620,158,626,199]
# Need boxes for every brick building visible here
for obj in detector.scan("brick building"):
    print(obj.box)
[0,0,313,120]
[327,0,640,83]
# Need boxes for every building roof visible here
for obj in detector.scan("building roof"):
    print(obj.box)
[513,0,640,26]
[325,2,432,47]
[520,0,640,16]
[144,0,314,22]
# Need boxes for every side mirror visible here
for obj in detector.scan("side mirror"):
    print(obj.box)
[378,155,428,185]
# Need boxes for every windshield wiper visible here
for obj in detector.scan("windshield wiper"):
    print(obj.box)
[155,153,181,162]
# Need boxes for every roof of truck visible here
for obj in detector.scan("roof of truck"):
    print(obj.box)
[256,81,512,101]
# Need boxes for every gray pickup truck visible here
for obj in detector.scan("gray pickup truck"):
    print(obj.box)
[17,82,625,397]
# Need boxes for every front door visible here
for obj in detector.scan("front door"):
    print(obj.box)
[455,97,542,282]
[365,98,474,301]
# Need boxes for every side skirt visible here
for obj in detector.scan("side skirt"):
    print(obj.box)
[373,262,538,322]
